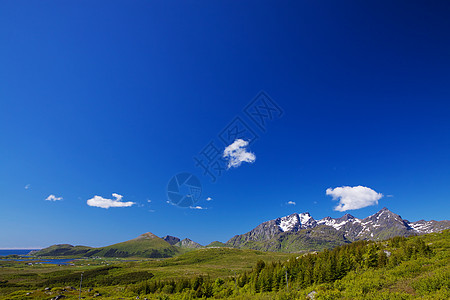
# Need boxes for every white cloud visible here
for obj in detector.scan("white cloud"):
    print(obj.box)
[190,205,206,210]
[287,201,296,205]
[206,197,212,201]
[223,139,256,169]
[25,184,31,190]
[326,186,383,212]
[87,193,135,209]
[147,199,152,203]
[111,193,123,201]
[46,194,63,201]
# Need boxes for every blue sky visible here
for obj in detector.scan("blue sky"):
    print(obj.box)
[1,1,449,248]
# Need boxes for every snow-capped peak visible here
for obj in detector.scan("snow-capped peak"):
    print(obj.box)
[277,212,317,232]
[299,212,312,225]
[278,213,300,232]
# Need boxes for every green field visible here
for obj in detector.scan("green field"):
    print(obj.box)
[0,230,449,299]
[0,248,291,299]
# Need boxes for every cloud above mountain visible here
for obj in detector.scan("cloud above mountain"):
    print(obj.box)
[87,193,135,209]
[326,185,383,211]
[223,139,256,169]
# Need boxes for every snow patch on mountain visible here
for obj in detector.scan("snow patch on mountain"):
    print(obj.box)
[409,222,428,231]
[407,219,449,234]
[317,215,361,231]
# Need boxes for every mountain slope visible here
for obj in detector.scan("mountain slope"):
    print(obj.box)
[318,207,450,241]
[228,225,349,252]
[409,219,450,234]
[227,212,317,245]
[316,207,415,241]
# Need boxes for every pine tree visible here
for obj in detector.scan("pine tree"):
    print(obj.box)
[255,260,266,273]
[377,250,388,268]
[337,250,351,279]
[238,272,248,287]
[365,244,378,268]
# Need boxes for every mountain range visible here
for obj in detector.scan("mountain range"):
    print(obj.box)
[226,207,450,251]
[33,208,449,257]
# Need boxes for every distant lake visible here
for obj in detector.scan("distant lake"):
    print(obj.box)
[8,258,75,265]
[0,249,38,256]
[0,250,75,265]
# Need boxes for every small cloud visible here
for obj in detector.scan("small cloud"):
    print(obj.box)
[206,197,212,201]
[223,139,256,169]
[149,209,156,213]
[46,194,63,201]
[190,206,206,210]
[87,193,135,209]
[147,199,152,203]
[386,195,394,198]
[166,201,177,207]
[111,193,123,201]
[287,201,296,205]
[25,184,31,190]
[326,186,383,212]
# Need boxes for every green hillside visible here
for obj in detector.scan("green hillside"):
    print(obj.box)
[33,232,179,258]
[137,247,293,280]
[29,244,93,257]
[206,241,227,247]
[86,232,178,258]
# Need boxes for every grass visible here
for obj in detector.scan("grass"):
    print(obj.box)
[139,247,292,278]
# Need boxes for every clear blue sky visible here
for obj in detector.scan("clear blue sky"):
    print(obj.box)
[1,1,449,248]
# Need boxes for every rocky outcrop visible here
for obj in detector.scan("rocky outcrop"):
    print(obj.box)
[163,235,181,245]
[175,238,202,249]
